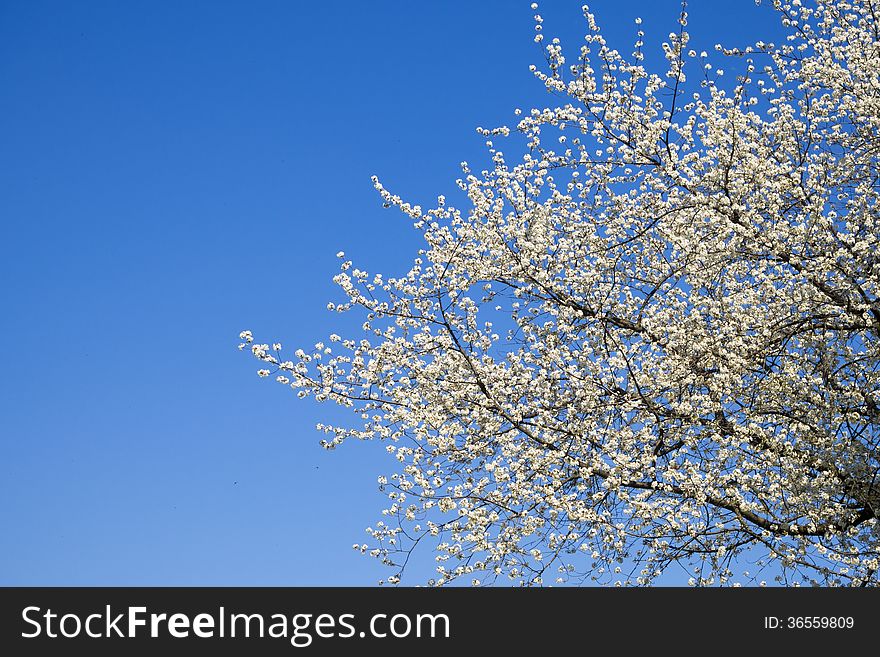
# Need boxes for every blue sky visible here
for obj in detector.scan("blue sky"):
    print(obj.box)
[1,1,783,585]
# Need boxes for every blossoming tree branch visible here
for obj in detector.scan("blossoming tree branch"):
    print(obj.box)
[241,0,879,586]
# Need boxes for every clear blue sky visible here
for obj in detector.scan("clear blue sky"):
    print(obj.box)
[1,1,783,585]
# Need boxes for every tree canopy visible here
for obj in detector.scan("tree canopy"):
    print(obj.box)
[242,0,879,586]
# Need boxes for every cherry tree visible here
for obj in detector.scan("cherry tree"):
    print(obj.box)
[241,0,879,586]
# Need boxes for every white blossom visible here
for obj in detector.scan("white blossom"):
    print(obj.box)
[243,0,880,587]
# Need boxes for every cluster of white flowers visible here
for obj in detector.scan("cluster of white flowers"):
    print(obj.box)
[242,0,879,586]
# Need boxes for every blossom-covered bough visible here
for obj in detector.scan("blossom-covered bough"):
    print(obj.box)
[242,0,879,586]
